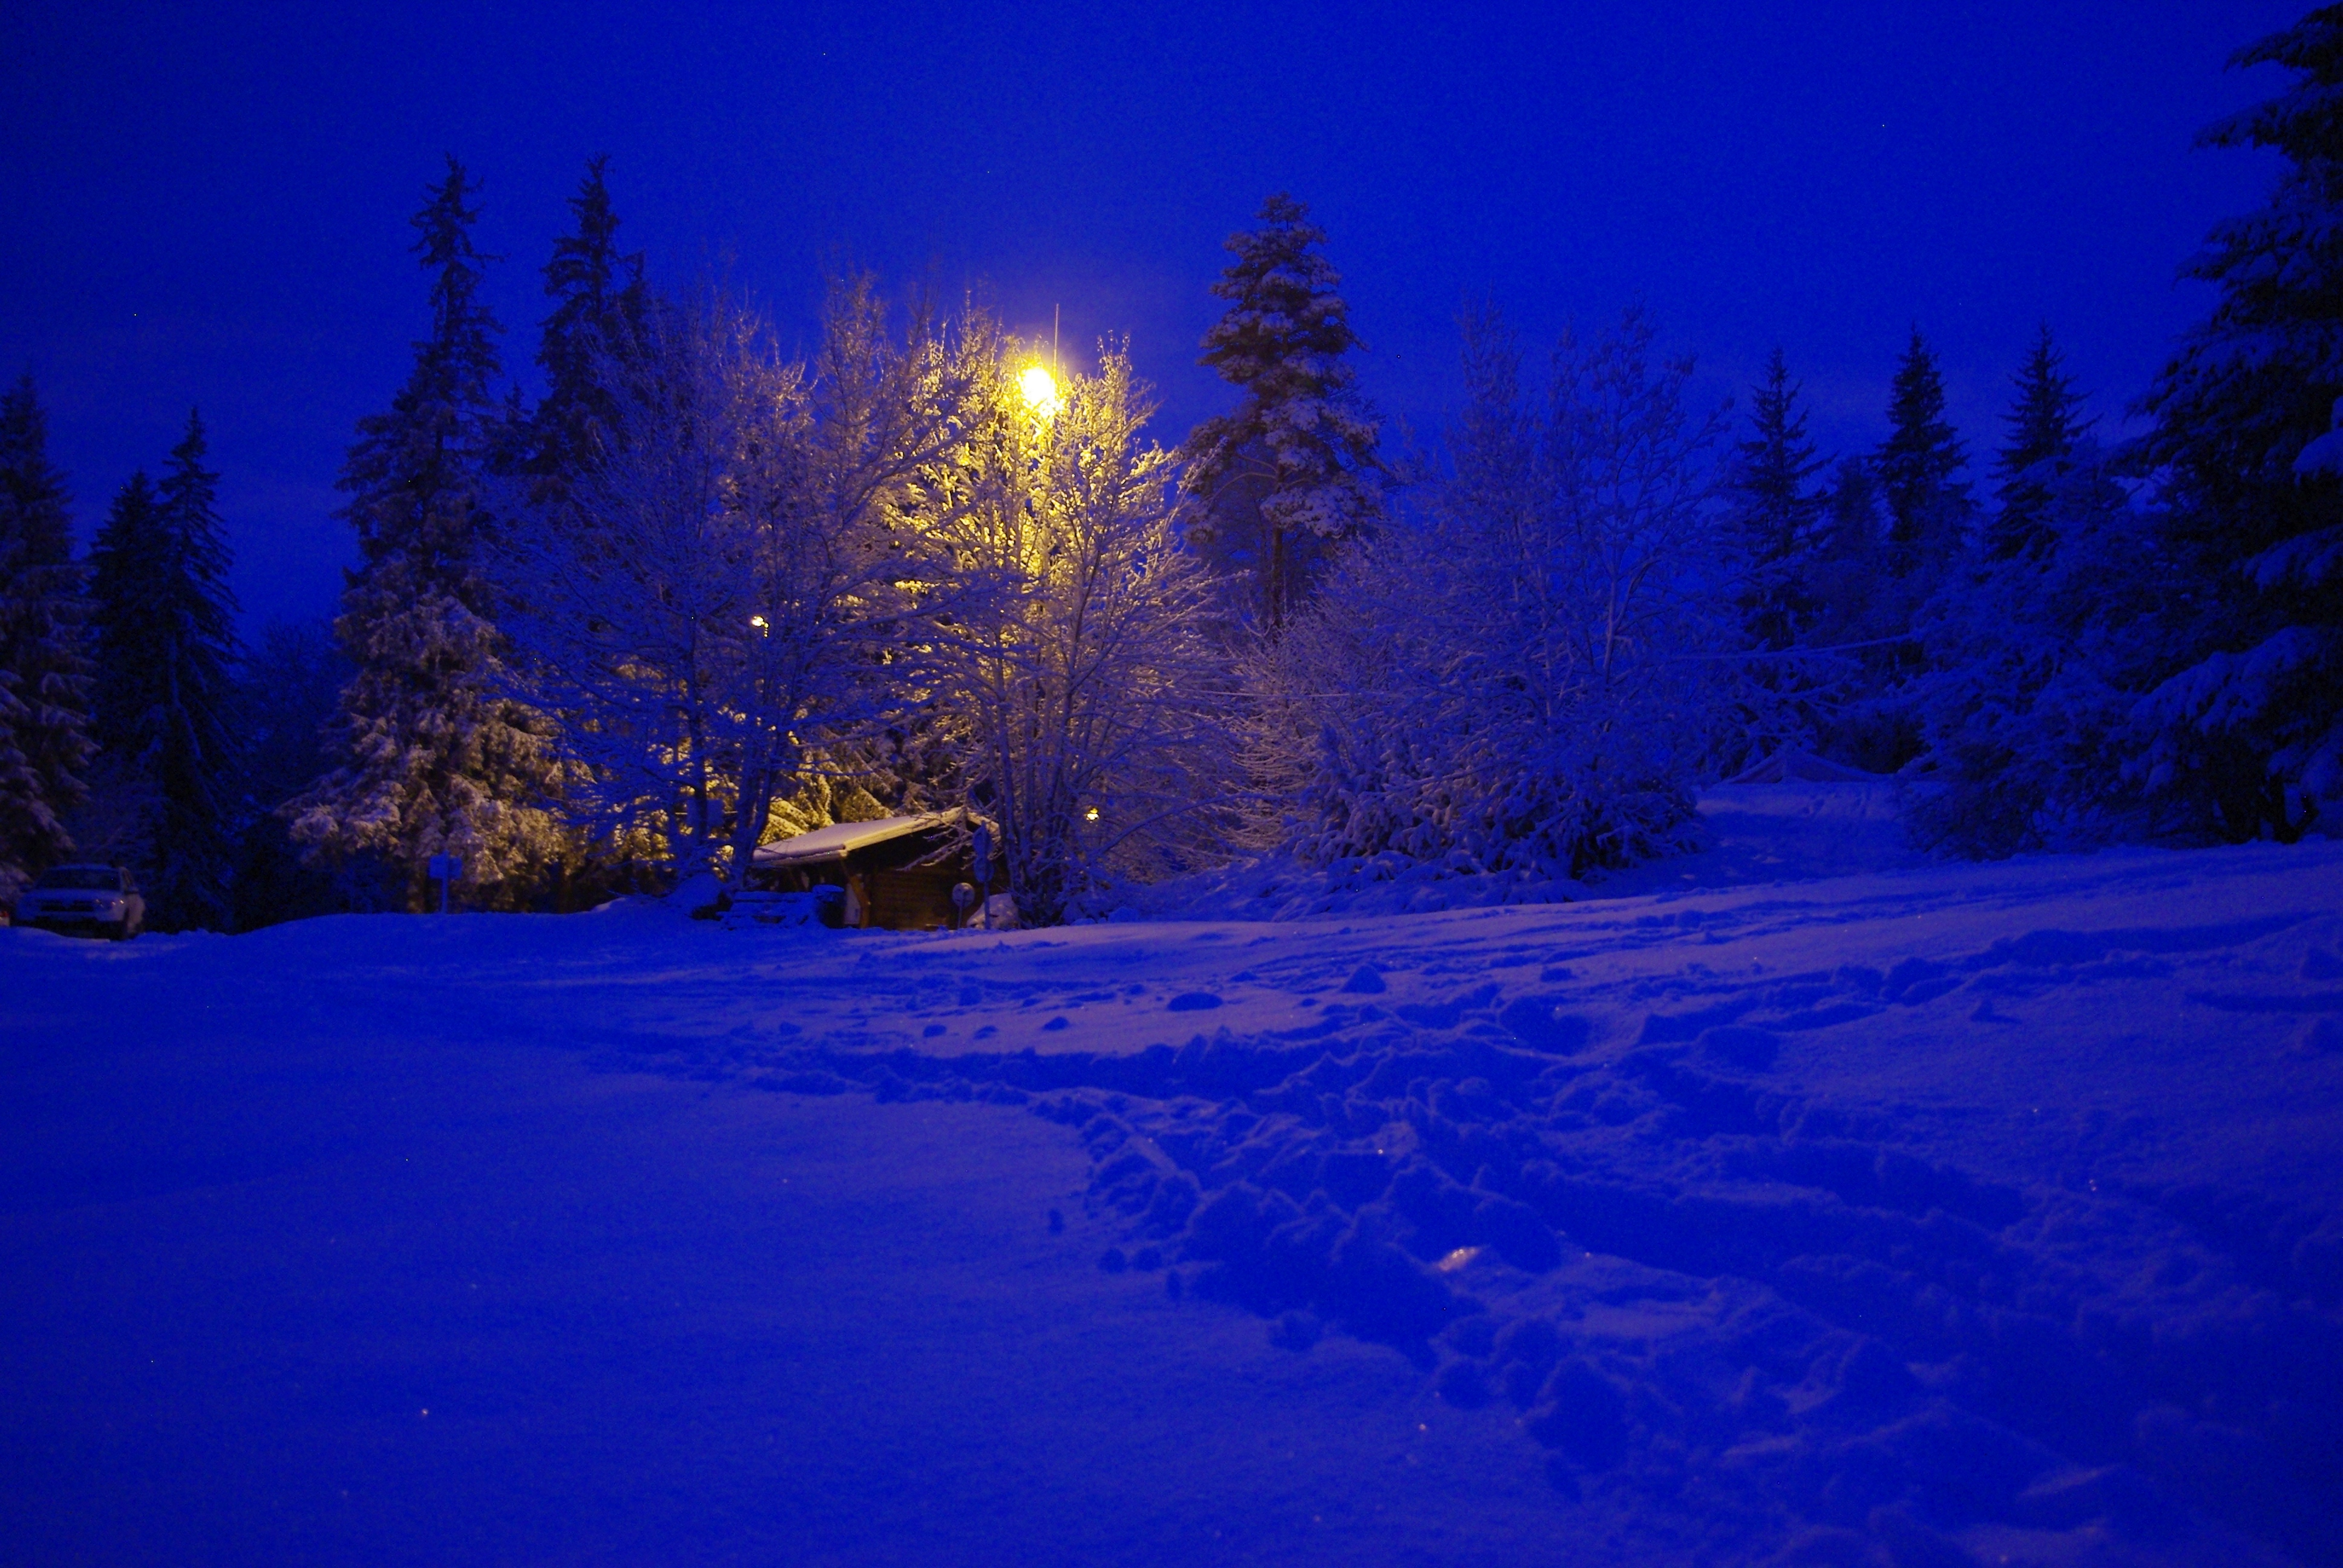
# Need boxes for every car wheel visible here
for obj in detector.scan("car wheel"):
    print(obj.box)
[111,917,134,941]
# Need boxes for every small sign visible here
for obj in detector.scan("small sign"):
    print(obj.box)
[427,854,462,915]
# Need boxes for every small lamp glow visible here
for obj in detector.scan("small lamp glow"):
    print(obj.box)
[1019,364,1061,417]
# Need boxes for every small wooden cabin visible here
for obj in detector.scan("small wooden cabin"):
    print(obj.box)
[747,811,988,931]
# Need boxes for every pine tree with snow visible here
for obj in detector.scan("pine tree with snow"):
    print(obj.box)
[1910,443,2171,855]
[0,374,92,898]
[2130,6,2343,840]
[84,414,243,928]
[1875,328,1972,580]
[290,157,572,910]
[528,155,649,497]
[1182,193,1381,632]
[1727,348,1828,652]
[1987,325,2093,562]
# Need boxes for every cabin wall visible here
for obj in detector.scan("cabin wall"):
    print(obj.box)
[752,829,980,930]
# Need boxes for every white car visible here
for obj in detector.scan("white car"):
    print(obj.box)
[16,864,145,939]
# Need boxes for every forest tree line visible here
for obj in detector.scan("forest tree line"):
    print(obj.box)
[1,11,2337,930]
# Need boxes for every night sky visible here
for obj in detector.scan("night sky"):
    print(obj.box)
[0,1,2300,633]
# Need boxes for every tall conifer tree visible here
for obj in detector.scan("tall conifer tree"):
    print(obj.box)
[1182,193,1381,631]
[1988,325,2092,561]
[530,155,649,494]
[86,414,243,927]
[0,375,91,895]
[290,157,570,909]
[2132,7,2343,840]
[1728,348,1828,650]
[1875,328,1971,578]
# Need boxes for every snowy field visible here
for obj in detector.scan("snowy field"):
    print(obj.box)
[5,784,2342,1566]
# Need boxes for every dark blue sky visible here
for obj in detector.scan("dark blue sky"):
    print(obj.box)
[0,1,2299,633]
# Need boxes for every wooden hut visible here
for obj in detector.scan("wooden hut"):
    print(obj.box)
[747,810,989,930]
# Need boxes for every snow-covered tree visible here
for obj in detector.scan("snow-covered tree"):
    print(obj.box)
[1987,325,2093,562]
[1726,347,1827,652]
[0,374,91,898]
[937,337,1234,923]
[494,281,975,880]
[83,414,243,928]
[1182,193,1382,632]
[1909,443,2174,855]
[1797,334,1973,775]
[290,157,574,910]
[1804,456,1887,645]
[1250,308,1729,881]
[526,154,650,499]
[2130,6,2343,840]
[1876,328,1973,580]
[82,473,169,870]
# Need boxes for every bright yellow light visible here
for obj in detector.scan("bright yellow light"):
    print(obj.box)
[1019,364,1060,416]
[1084,806,1099,822]
[749,615,767,629]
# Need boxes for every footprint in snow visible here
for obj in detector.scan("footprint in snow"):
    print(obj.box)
[1167,992,1222,1013]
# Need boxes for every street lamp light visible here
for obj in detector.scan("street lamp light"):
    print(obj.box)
[1019,364,1060,419]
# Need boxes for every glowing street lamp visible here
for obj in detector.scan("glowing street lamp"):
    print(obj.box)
[1019,364,1061,419]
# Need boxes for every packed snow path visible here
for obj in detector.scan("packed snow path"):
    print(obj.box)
[5,823,2341,1564]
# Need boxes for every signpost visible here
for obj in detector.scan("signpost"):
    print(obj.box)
[427,854,461,915]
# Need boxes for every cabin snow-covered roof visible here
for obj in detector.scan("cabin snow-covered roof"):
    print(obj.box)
[751,811,967,869]
[1724,748,1881,785]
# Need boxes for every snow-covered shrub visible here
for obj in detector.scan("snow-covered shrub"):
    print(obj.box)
[1247,308,1731,880]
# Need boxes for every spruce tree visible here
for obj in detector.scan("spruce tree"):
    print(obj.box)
[1875,328,1972,578]
[2132,7,2343,840]
[1182,193,1381,631]
[1727,348,1828,650]
[0,374,91,896]
[290,157,571,909]
[1988,325,2092,561]
[85,414,243,927]
[529,154,649,495]
[86,471,165,753]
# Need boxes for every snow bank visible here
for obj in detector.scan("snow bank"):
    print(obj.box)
[7,800,2340,1566]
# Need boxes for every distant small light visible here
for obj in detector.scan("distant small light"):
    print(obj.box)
[749,615,768,630]
[1084,806,1099,822]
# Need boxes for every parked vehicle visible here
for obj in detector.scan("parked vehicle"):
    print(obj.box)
[15,865,145,940]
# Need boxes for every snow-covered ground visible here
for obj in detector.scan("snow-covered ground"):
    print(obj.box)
[5,783,2341,1566]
